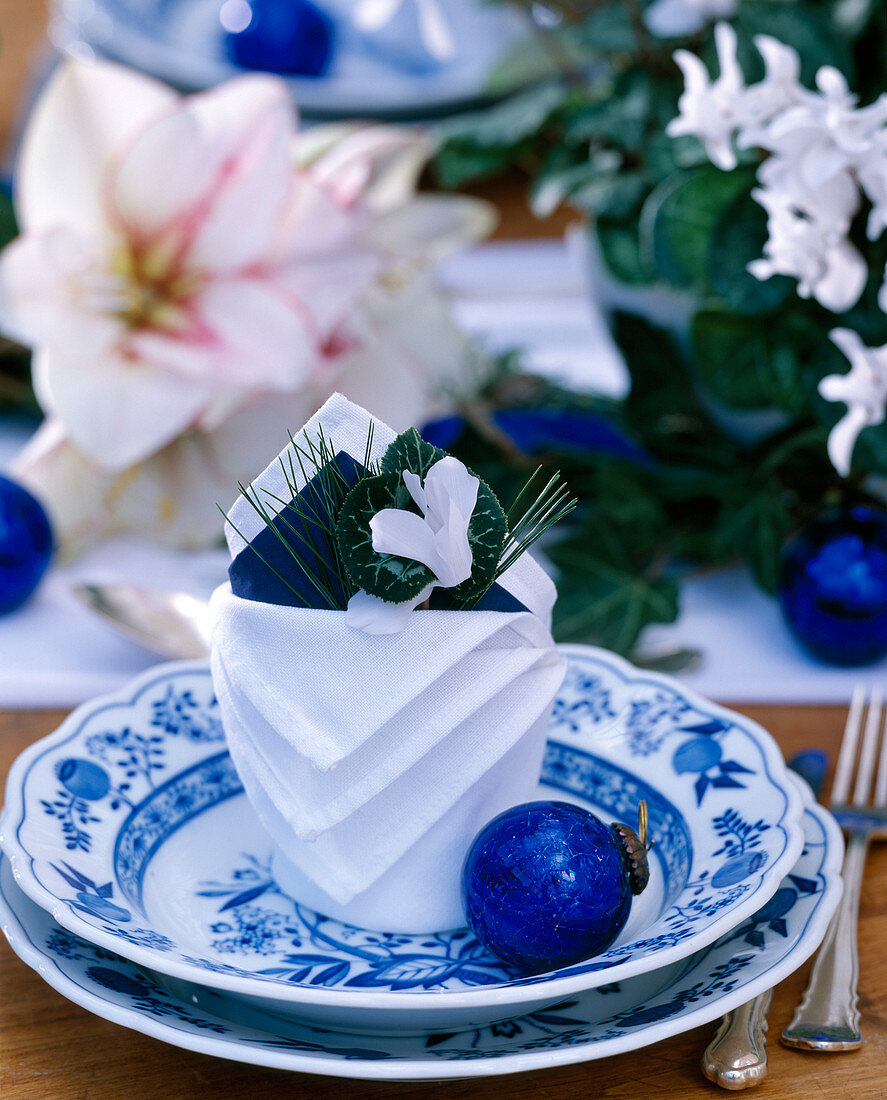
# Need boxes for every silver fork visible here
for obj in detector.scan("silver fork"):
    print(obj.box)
[701,751,828,1089]
[781,683,887,1051]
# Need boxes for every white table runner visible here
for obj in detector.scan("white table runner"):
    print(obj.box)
[0,240,879,706]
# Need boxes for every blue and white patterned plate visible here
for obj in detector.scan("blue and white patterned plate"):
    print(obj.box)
[0,648,806,1032]
[51,0,529,118]
[0,786,841,1079]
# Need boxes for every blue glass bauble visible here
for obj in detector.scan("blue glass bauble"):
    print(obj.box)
[0,475,52,615]
[779,506,887,666]
[221,0,334,77]
[461,801,640,973]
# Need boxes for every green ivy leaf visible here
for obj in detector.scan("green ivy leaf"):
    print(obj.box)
[594,220,656,286]
[436,82,568,151]
[551,546,679,652]
[736,2,854,85]
[432,143,520,190]
[569,169,648,221]
[578,1,637,54]
[562,73,654,150]
[708,191,793,314]
[485,27,589,95]
[451,479,508,603]
[0,190,17,250]
[715,480,793,593]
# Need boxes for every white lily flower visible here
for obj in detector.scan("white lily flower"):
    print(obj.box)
[345,456,479,634]
[748,188,868,312]
[2,59,494,553]
[819,329,887,477]
[354,0,456,61]
[666,23,747,171]
[645,0,737,40]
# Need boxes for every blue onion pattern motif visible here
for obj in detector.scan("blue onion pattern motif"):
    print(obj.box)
[723,875,821,950]
[52,862,132,923]
[671,734,753,806]
[83,965,229,1032]
[41,680,224,853]
[712,851,767,888]
[55,758,110,800]
[673,739,721,774]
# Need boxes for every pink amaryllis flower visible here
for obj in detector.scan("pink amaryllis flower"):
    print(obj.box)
[0,60,381,470]
[0,59,493,551]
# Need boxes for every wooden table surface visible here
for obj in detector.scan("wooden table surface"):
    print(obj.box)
[1,2,887,1098]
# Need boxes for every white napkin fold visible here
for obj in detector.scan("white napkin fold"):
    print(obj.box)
[211,394,566,931]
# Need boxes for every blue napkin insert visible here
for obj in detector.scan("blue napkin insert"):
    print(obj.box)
[229,451,366,609]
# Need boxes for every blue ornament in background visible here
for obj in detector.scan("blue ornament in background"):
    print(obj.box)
[778,506,887,666]
[461,800,648,973]
[0,475,53,615]
[220,0,335,77]
[421,408,650,465]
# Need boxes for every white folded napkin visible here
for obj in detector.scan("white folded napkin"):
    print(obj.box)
[211,394,566,931]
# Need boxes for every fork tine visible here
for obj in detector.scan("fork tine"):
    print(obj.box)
[874,705,887,809]
[853,686,883,806]
[832,683,866,805]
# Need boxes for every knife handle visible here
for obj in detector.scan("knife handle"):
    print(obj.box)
[702,989,771,1090]
[781,831,866,1051]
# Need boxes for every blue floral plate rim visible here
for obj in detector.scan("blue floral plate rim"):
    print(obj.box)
[0,782,842,1080]
[0,645,807,1015]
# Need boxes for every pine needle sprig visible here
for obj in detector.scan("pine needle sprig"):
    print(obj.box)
[497,468,577,578]
[217,503,313,607]
[224,425,379,611]
[234,479,345,609]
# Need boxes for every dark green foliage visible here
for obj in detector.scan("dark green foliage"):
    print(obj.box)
[431,0,887,653]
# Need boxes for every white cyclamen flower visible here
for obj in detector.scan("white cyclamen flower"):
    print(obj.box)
[645,0,737,41]
[737,35,803,136]
[748,189,868,313]
[345,456,478,634]
[354,0,455,61]
[818,328,887,476]
[749,68,887,229]
[666,22,747,171]
[857,140,887,241]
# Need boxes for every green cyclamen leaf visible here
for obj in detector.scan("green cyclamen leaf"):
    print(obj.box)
[381,428,447,480]
[452,477,508,604]
[336,447,508,607]
[336,472,436,605]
